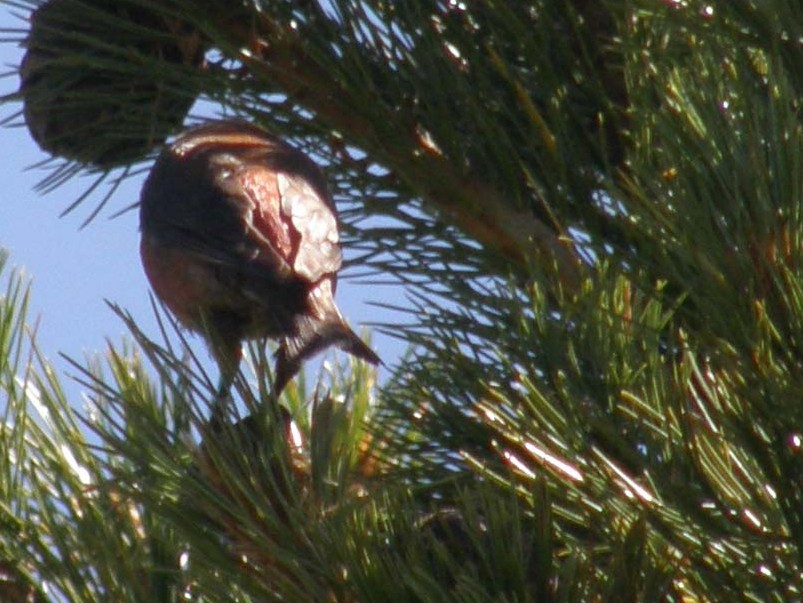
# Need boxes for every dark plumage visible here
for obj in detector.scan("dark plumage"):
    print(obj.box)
[139,119,379,400]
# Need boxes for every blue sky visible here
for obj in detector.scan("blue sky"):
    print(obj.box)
[0,6,403,404]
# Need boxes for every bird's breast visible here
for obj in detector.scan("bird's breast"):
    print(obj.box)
[140,233,218,330]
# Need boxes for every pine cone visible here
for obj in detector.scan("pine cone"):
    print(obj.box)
[20,0,204,167]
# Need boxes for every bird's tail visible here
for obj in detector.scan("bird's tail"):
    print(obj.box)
[273,316,380,396]
[337,325,381,366]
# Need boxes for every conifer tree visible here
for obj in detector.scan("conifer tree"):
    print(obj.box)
[1,1,801,601]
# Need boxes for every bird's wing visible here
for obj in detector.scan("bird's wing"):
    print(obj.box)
[277,171,343,282]
[141,135,341,286]
[141,148,295,283]
[224,162,298,280]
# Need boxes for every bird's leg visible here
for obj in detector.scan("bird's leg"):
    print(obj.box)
[206,315,245,432]
[208,341,241,432]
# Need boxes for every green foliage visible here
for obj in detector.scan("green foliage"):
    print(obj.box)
[2,0,803,601]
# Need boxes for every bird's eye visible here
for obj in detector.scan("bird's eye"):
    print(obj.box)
[210,153,242,179]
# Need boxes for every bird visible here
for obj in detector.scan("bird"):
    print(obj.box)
[139,119,380,408]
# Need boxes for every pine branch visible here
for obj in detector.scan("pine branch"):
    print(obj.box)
[2,1,803,600]
[202,3,583,289]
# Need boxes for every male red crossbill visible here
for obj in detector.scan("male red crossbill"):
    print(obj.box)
[139,119,379,401]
